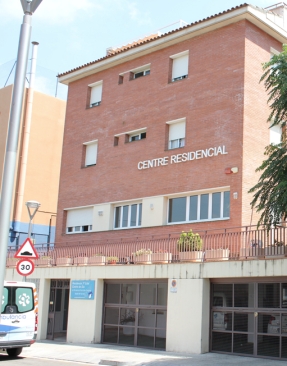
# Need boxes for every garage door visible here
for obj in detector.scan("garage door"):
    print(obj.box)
[211,281,287,359]
[102,281,167,349]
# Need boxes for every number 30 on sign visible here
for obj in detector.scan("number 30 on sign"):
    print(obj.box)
[16,259,35,276]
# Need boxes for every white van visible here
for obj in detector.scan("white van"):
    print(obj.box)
[0,281,38,357]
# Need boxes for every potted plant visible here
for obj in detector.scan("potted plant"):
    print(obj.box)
[151,249,172,264]
[132,249,152,264]
[120,310,135,335]
[107,256,119,264]
[74,255,88,265]
[240,239,264,259]
[35,255,53,267]
[56,256,73,266]
[265,240,286,258]
[177,230,203,262]
[205,247,230,261]
[88,253,106,265]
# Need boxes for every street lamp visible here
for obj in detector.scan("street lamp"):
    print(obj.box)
[25,200,41,239]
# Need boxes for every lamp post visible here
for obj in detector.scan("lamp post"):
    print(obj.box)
[25,200,41,239]
[0,0,43,312]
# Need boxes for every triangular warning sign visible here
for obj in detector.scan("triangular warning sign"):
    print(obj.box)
[14,238,39,259]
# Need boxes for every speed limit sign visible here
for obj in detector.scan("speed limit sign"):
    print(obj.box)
[16,259,35,276]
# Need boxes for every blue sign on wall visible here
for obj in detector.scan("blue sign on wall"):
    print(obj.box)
[71,280,95,300]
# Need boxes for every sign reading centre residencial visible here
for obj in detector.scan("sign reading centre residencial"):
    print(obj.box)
[138,145,228,170]
[71,280,95,300]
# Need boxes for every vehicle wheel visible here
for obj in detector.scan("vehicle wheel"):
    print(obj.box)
[7,347,23,357]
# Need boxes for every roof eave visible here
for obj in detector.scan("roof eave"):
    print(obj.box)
[59,4,287,85]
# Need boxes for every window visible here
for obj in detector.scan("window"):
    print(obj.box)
[89,81,103,107]
[129,132,146,142]
[168,190,230,223]
[270,123,281,145]
[167,118,185,150]
[66,207,93,234]
[170,51,189,82]
[124,128,147,143]
[114,203,142,229]
[130,64,151,80]
[84,140,98,167]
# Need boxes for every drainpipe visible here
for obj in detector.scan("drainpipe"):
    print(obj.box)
[14,41,39,233]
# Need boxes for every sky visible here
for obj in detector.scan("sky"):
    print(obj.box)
[0,0,274,98]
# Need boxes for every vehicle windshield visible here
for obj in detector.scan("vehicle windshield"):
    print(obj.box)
[1,286,34,314]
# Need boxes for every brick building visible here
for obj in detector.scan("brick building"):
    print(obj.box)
[57,3,283,243]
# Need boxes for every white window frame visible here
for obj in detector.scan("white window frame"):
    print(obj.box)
[129,131,146,142]
[167,189,230,224]
[170,50,189,82]
[131,64,151,79]
[67,225,93,234]
[83,139,98,167]
[88,81,103,108]
[66,207,94,234]
[114,202,142,229]
[166,118,186,150]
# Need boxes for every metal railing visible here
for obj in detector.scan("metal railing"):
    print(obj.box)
[6,224,287,267]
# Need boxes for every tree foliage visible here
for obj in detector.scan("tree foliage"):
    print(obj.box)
[249,46,287,229]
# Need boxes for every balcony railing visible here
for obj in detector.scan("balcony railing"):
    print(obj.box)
[6,224,287,267]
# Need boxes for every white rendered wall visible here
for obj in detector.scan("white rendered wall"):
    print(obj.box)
[166,278,209,354]
[142,197,166,227]
[93,203,111,231]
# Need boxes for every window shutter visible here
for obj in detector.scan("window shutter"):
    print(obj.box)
[169,121,186,141]
[67,207,93,227]
[90,83,102,105]
[172,54,188,79]
[270,125,281,144]
[85,142,98,166]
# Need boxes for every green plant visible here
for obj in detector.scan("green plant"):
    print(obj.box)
[120,310,135,324]
[133,248,152,256]
[107,256,119,262]
[177,230,202,252]
[274,239,285,247]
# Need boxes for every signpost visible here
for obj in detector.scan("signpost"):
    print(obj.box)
[14,238,39,277]
[16,259,35,276]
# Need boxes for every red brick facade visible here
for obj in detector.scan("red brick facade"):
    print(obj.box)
[56,18,282,244]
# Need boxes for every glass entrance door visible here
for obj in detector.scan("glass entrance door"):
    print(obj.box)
[103,281,167,349]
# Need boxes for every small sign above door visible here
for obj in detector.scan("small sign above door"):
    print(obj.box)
[70,280,95,300]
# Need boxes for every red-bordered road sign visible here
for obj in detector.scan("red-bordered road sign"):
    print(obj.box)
[14,238,39,259]
[16,259,35,276]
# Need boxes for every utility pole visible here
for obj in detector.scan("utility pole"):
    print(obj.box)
[0,0,43,312]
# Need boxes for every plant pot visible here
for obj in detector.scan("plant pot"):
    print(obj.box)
[133,254,152,264]
[35,258,52,267]
[205,249,230,261]
[264,246,286,258]
[88,256,106,265]
[74,256,88,265]
[6,258,18,267]
[240,248,264,259]
[122,322,135,335]
[179,251,204,262]
[108,260,117,265]
[151,252,172,264]
[56,257,73,266]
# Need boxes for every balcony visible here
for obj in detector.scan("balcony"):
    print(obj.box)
[6,224,287,267]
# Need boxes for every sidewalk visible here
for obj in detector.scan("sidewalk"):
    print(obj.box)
[22,341,287,365]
